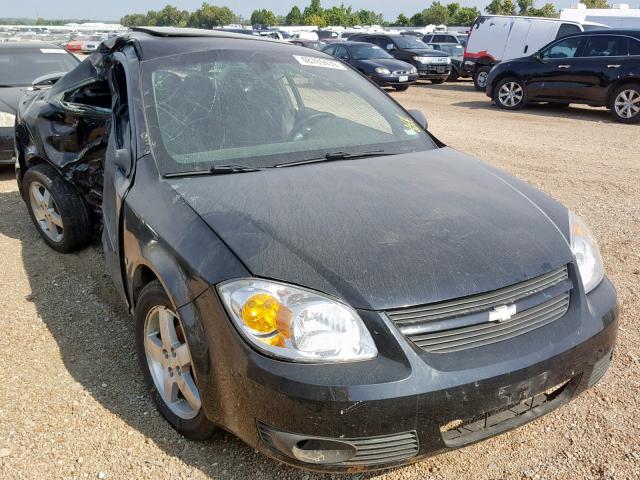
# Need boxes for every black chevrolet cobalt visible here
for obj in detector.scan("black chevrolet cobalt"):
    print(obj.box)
[15,28,618,472]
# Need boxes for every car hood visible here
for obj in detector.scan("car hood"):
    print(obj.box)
[357,58,414,71]
[0,87,25,114]
[168,148,572,311]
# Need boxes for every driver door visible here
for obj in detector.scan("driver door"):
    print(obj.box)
[526,36,587,101]
[102,54,136,302]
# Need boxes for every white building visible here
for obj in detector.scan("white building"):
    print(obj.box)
[560,3,640,29]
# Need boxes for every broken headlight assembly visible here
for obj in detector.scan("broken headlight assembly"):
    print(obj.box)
[218,279,377,363]
[0,112,16,128]
[569,211,605,294]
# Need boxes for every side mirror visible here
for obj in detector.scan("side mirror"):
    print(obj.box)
[408,109,428,130]
[533,51,544,62]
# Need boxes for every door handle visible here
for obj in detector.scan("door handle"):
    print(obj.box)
[607,64,621,69]
[558,65,571,69]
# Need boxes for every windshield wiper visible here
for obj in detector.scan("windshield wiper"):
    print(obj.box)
[164,164,265,178]
[275,150,395,168]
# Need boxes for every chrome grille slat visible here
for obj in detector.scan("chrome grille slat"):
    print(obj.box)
[410,294,569,344]
[389,266,568,325]
[387,266,572,354]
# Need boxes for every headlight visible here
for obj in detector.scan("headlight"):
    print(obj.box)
[374,67,391,74]
[569,212,604,293]
[410,66,417,74]
[218,279,377,363]
[0,112,16,128]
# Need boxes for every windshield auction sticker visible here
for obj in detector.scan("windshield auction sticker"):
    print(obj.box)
[294,55,347,70]
[40,49,67,54]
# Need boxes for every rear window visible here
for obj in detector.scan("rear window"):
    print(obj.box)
[584,36,628,57]
[0,48,78,87]
[556,23,582,39]
[629,39,640,56]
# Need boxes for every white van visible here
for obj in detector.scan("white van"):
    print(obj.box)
[462,15,600,90]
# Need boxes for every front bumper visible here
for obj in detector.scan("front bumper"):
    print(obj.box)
[372,73,419,87]
[184,275,618,472]
[417,64,451,80]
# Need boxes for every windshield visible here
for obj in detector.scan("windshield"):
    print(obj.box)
[0,48,78,87]
[393,36,429,49]
[142,48,436,175]
[350,44,393,60]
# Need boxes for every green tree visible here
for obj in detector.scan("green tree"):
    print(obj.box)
[353,9,384,25]
[453,7,480,25]
[285,6,303,25]
[324,5,353,26]
[423,2,449,25]
[582,0,609,7]
[304,0,323,19]
[410,12,426,26]
[485,0,516,15]
[304,13,326,27]
[517,0,534,14]
[530,3,558,17]
[121,13,149,26]
[187,3,234,28]
[250,9,277,26]
[155,5,189,27]
[395,13,410,26]
[447,3,461,18]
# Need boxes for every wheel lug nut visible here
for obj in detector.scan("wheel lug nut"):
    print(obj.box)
[162,350,168,359]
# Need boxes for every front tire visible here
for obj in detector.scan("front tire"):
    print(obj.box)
[473,66,491,91]
[431,79,445,84]
[394,84,410,91]
[494,77,527,110]
[135,280,216,440]
[609,84,640,123]
[23,164,92,253]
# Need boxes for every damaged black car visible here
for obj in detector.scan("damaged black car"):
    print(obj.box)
[15,28,618,472]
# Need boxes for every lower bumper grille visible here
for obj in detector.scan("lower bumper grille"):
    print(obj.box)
[257,422,419,466]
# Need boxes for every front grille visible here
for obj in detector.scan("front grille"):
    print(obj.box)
[387,266,571,353]
[257,422,419,466]
[392,70,411,75]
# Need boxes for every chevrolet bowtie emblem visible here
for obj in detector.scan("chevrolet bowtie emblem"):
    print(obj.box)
[489,304,517,323]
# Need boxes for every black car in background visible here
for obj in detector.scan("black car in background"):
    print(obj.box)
[15,27,618,472]
[322,42,418,90]
[427,42,468,81]
[350,33,451,83]
[422,33,462,45]
[486,29,640,123]
[0,42,79,166]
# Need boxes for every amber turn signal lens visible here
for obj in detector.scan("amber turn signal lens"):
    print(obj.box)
[241,293,280,333]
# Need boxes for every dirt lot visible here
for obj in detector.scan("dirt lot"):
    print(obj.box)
[0,81,638,480]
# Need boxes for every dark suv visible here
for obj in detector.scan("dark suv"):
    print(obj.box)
[486,29,640,123]
[351,33,451,83]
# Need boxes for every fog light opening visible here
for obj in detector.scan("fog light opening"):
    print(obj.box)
[291,439,357,464]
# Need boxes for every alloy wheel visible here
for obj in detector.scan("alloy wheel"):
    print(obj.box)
[144,306,201,420]
[498,82,524,108]
[29,181,64,242]
[614,89,640,119]
[476,70,488,88]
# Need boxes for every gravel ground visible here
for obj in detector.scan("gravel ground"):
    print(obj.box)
[0,80,639,480]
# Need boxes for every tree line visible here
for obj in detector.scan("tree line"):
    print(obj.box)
[121,0,613,29]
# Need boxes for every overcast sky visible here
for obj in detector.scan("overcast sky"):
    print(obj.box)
[4,0,581,22]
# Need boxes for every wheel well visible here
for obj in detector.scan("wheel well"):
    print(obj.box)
[607,79,640,106]
[476,57,495,67]
[132,265,158,307]
[490,72,520,94]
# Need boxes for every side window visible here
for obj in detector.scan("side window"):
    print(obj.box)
[111,63,130,150]
[630,39,640,56]
[584,36,628,57]
[543,37,585,59]
[335,46,350,60]
[433,35,447,43]
[556,23,582,39]
[423,35,433,43]
[323,45,337,56]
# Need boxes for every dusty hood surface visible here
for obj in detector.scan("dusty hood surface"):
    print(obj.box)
[168,148,573,310]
